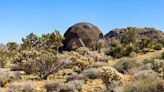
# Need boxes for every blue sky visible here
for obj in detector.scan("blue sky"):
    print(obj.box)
[0,0,164,43]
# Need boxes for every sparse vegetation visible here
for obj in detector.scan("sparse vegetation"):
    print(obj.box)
[0,27,163,91]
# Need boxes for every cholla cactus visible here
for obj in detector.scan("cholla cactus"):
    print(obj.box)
[99,66,121,83]
[63,51,93,72]
[71,52,93,71]
[153,59,164,74]
[76,47,90,55]
[99,66,122,91]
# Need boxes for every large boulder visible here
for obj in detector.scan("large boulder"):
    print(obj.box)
[63,22,103,50]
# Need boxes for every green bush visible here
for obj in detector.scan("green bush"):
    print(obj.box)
[138,37,155,50]
[122,43,136,56]
[121,27,138,44]
[154,43,163,50]
[7,42,18,52]
[113,58,139,74]
[21,30,64,52]
[158,38,164,46]
[105,44,123,58]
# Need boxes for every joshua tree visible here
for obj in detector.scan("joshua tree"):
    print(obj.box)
[7,42,18,52]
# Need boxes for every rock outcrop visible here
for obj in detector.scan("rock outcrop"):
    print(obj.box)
[105,27,164,40]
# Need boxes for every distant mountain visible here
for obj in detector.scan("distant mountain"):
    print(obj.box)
[105,27,164,40]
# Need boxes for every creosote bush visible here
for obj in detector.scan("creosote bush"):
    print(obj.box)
[14,49,67,80]
[113,58,139,74]
[154,43,163,50]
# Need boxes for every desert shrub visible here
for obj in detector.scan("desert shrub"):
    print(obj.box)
[44,81,60,92]
[0,58,6,68]
[140,63,152,70]
[13,49,68,80]
[152,59,164,77]
[142,48,153,54]
[60,80,84,92]
[105,40,122,58]
[0,70,21,87]
[91,62,108,68]
[90,40,104,52]
[124,75,164,92]
[82,68,101,80]
[158,38,164,46]
[106,39,139,58]
[67,73,84,81]
[97,55,112,62]
[113,58,139,74]
[121,27,138,44]
[81,79,106,92]
[154,43,163,50]
[105,44,123,58]
[99,66,122,91]
[8,81,36,92]
[0,79,8,87]
[122,43,136,56]
[133,70,158,80]
[138,37,155,50]
[161,51,164,59]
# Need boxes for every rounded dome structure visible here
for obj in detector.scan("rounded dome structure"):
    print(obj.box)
[63,22,103,50]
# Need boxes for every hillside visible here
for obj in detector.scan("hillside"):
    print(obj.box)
[105,27,164,40]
